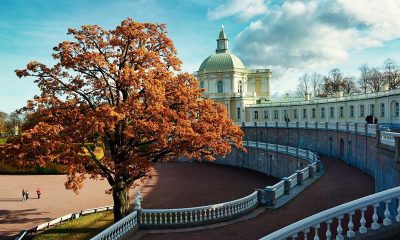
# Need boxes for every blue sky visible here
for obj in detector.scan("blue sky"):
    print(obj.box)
[1,0,400,113]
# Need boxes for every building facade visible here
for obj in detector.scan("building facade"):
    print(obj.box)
[195,26,271,122]
[246,89,400,124]
[197,28,400,124]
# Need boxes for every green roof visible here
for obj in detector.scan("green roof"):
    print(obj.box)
[198,52,245,71]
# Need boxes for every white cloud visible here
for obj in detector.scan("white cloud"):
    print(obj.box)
[208,0,268,20]
[211,0,400,94]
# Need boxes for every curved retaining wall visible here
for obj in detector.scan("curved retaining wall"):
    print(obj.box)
[239,123,399,193]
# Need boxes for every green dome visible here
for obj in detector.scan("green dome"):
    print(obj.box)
[199,53,245,71]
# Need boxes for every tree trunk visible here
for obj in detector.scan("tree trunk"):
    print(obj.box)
[112,183,130,222]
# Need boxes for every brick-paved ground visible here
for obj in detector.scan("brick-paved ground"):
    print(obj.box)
[138,156,375,240]
[0,162,278,239]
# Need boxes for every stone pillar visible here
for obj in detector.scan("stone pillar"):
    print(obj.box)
[257,189,267,206]
[309,165,315,178]
[264,186,276,206]
[283,177,291,195]
[296,170,304,186]
[394,137,400,163]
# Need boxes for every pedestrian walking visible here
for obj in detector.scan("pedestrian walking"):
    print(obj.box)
[25,190,29,200]
[36,188,41,199]
[374,117,378,124]
[22,189,26,202]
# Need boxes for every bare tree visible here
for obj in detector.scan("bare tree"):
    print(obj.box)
[358,64,370,93]
[296,73,310,97]
[367,67,383,92]
[322,68,358,95]
[383,58,400,89]
[310,72,323,96]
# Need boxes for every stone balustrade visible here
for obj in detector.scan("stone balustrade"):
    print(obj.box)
[243,141,320,206]
[235,121,378,137]
[140,191,258,228]
[380,131,400,147]
[91,210,138,240]
[260,186,400,240]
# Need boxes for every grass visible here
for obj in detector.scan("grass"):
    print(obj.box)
[0,138,7,144]
[32,211,114,240]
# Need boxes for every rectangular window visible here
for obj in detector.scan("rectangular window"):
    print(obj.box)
[359,105,365,117]
[217,80,223,93]
[274,110,279,119]
[330,107,335,118]
[312,108,316,118]
[395,102,399,117]
[200,81,204,89]
[254,111,259,119]
[283,109,288,118]
[303,109,307,118]
[321,107,325,118]
[350,106,354,117]
[293,109,298,119]
[264,110,269,119]
[370,104,375,116]
[381,103,385,117]
[339,106,344,118]
[237,108,240,119]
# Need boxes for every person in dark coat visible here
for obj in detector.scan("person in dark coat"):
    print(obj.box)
[373,117,378,124]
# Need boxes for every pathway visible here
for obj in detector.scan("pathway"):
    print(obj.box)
[137,156,375,240]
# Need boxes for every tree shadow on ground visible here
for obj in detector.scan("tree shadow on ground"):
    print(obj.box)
[0,208,51,237]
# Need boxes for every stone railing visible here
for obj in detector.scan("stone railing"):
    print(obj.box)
[140,191,258,228]
[243,141,317,164]
[243,141,320,206]
[380,131,400,147]
[91,210,138,240]
[238,121,378,137]
[14,205,114,239]
[260,186,400,240]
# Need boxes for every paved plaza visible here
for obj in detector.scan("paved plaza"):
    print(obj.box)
[0,162,277,238]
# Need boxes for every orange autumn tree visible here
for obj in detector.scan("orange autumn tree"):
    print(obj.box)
[0,18,243,221]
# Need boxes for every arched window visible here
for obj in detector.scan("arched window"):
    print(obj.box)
[217,80,223,93]
[391,100,399,117]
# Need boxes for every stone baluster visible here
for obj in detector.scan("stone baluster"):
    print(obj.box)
[185,211,188,223]
[213,208,216,219]
[347,211,355,238]
[326,219,332,240]
[359,208,367,234]
[383,200,392,226]
[313,224,320,240]
[179,211,183,223]
[303,228,309,240]
[336,215,344,240]
[397,197,400,222]
[190,211,193,223]
[291,233,298,239]
[371,203,380,230]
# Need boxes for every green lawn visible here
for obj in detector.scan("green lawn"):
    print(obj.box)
[32,211,114,240]
[0,138,7,144]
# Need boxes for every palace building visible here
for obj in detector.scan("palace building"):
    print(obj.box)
[195,26,271,122]
[197,27,400,124]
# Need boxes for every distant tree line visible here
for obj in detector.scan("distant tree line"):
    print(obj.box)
[0,112,39,136]
[297,58,400,97]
